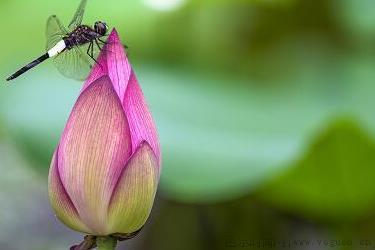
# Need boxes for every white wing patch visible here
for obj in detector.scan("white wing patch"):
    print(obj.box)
[48,40,66,57]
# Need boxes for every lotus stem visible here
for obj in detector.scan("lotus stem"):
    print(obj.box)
[96,236,117,250]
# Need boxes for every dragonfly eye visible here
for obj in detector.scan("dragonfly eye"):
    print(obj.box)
[94,21,108,36]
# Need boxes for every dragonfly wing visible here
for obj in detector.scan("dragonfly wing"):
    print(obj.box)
[52,45,92,81]
[46,13,96,81]
[46,15,68,51]
[68,0,88,30]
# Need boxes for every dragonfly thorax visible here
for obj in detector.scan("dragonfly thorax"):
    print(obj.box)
[64,25,102,49]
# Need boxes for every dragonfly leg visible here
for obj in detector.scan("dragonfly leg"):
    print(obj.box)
[86,41,100,66]
[91,40,95,57]
[87,41,92,56]
[98,38,128,49]
[96,39,115,55]
[120,42,129,49]
[90,41,106,70]
[98,38,108,45]
[101,34,128,49]
[95,39,103,51]
[88,41,100,65]
[89,54,101,67]
[97,39,111,53]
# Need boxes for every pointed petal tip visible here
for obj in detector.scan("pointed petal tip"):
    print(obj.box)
[107,28,121,44]
[138,140,159,166]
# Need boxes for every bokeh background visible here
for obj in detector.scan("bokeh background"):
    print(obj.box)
[1,0,375,249]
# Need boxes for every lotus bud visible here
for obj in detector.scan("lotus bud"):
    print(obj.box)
[48,29,161,240]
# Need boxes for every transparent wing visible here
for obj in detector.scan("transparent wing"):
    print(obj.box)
[52,46,93,81]
[46,13,103,81]
[68,0,88,30]
[46,15,68,51]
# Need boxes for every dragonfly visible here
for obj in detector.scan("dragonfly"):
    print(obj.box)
[7,0,109,81]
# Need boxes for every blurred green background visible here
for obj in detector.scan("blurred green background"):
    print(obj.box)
[1,0,375,249]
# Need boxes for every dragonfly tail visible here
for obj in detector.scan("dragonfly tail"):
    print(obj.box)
[7,53,49,81]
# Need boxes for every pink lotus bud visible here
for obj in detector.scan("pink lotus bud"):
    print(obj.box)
[48,29,161,236]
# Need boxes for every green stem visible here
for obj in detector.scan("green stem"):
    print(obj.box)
[96,236,117,250]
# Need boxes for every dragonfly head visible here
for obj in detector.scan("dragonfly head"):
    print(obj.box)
[94,21,108,36]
